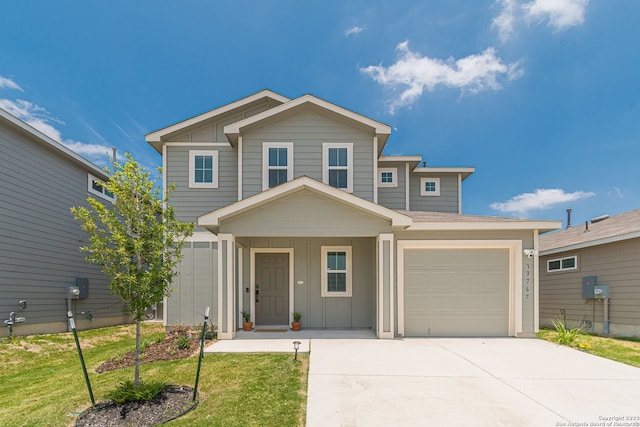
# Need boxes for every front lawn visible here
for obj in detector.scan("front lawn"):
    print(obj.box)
[537,328,640,368]
[0,323,308,426]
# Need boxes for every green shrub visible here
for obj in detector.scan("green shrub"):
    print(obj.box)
[552,319,583,346]
[176,335,191,350]
[105,380,166,404]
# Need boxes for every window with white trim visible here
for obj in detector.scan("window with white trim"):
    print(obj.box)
[321,246,352,297]
[323,143,353,192]
[88,174,114,202]
[420,177,440,196]
[263,143,293,190]
[379,168,397,187]
[189,150,218,188]
[547,255,578,272]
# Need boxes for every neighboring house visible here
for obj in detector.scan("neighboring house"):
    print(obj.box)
[539,209,640,337]
[0,108,128,337]
[146,90,561,339]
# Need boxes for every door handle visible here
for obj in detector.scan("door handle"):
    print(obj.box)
[255,285,259,303]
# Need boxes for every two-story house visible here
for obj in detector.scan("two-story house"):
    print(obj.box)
[1,107,128,337]
[146,90,561,339]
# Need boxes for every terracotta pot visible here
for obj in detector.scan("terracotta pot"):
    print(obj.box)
[291,322,301,331]
[243,322,253,331]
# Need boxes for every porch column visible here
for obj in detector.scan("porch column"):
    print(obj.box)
[377,233,394,339]
[217,233,236,339]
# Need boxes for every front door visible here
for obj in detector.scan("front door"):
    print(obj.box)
[255,253,289,325]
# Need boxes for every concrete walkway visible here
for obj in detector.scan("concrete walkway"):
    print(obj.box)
[205,335,640,426]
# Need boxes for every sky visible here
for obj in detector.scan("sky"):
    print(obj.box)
[1,0,639,228]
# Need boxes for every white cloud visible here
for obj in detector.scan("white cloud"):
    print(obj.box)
[492,0,589,41]
[0,75,23,91]
[491,188,595,216]
[523,0,589,31]
[492,0,518,42]
[345,26,363,37]
[0,98,111,162]
[607,187,624,199]
[361,41,522,113]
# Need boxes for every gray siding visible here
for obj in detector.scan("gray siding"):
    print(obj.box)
[165,144,237,228]
[540,238,640,336]
[169,241,218,326]
[221,189,391,237]
[237,237,375,329]
[409,173,459,212]
[0,120,126,336]
[241,107,375,201]
[378,162,408,210]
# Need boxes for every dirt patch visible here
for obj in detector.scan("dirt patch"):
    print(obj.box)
[75,385,197,427]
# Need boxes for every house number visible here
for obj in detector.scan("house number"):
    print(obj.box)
[524,262,531,300]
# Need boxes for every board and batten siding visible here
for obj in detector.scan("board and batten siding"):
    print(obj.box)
[408,173,459,212]
[236,237,375,330]
[0,120,126,337]
[240,108,375,201]
[165,144,237,229]
[539,238,640,336]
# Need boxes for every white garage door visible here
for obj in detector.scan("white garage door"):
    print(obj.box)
[403,248,510,337]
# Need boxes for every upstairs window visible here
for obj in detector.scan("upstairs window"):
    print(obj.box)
[88,174,115,202]
[323,143,353,192]
[379,168,397,187]
[420,177,440,196]
[263,143,293,190]
[321,246,352,297]
[547,256,578,272]
[189,150,218,188]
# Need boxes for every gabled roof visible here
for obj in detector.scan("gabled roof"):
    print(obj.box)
[223,94,391,146]
[199,176,412,233]
[540,209,640,255]
[145,89,290,150]
[0,107,109,179]
[402,210,561,232]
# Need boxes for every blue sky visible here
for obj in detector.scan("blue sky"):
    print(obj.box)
[1,0,638,227]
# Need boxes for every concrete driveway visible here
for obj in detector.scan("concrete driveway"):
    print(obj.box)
[306,338,640,427]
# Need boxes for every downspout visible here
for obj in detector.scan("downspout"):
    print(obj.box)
[604,298,610,334]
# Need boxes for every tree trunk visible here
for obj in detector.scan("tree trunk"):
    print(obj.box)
[134,319,141,386]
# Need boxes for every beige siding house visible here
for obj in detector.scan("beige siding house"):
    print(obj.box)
[539,209,640,337]
[147,90,561,339]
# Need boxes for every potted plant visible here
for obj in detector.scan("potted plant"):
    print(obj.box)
[291,311,302,331]
[242,311,253,331]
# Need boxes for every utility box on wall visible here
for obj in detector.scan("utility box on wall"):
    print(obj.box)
[76,278,89,299]
[593,285,610,299]
[582,276,597,299]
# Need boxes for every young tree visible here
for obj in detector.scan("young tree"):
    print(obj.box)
[71,153,194,386]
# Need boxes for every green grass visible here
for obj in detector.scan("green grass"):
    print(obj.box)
[0,323,308,426]
[537,328,640,368]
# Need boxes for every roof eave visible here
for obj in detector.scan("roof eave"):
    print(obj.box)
[407,220,562,232]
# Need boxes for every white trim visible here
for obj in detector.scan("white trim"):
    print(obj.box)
[378,167,397,188]
[405,163,410,210]
[458,173,462,214]
[322,143,353,193]
[377,234,394,339]
[184,231,219,242]
[237,247,244,329]
[396,239,522,337]
[199,176,413,230]
[237,136,243,201]
[146,90,290,143]
[373,136,378,204]
[379,155,423,163]
[164,142,231,147]
[189,150,219,188]
[162,144,167,209]
[87,174,115,202]
[533,230,540,332]
[540,230,640,256]
[414,166,475,180]
[546,255,578,272]
[420,177,440,196]
[407,220,562,231]
[217,234,236,339]
[262,142,293,191]
[321,246,352,297]
[249,248,295,325]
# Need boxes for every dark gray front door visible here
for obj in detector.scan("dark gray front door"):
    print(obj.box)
[255,253,289,325]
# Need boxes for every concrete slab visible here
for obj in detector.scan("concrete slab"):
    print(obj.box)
[306,338,640,427]
[205,338,310,353]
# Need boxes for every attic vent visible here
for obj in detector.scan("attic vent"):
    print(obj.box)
[591,214,610,224]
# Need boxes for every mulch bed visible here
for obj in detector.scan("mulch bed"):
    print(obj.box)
[77,326,213,426]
